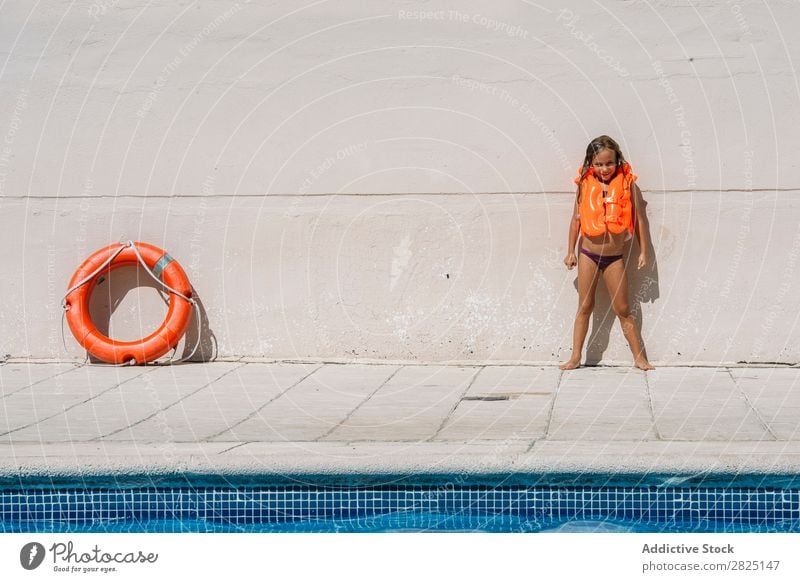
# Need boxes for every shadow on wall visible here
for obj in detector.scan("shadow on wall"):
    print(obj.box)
[180,294,216,362]
[87,266,216,363]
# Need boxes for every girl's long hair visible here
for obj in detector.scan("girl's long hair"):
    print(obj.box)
[576,135,627,203]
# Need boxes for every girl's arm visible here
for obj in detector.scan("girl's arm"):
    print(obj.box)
[632,183,650,269]
[563,191,580,270]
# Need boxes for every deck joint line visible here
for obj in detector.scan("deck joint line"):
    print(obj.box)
[1,364,83,400]
[95,362,248,440]
[0,366,158,438]
[317,365,405,441]
[727,368,777,440]
[204,362,326,441]
[216,441,253,455]
[643,370,663,440]
[542,369,564,440]
[427,366,485,441]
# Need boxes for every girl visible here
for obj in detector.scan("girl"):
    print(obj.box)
[560,135,654,371]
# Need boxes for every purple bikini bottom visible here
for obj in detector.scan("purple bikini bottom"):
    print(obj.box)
[580,248,623,270]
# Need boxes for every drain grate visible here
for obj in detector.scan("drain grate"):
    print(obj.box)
[461,395,511,401]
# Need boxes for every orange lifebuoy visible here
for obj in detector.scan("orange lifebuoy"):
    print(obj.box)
[64,242,193,364]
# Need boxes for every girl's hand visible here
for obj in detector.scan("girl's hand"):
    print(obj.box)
[564,253,577,270]
[637,253,648,269]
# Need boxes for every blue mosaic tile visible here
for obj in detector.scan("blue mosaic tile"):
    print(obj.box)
[1,485,799,533]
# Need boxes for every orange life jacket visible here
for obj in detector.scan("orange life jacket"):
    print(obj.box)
[575,163,636,237]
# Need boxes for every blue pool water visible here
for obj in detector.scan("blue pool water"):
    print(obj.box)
[2,474,799,533]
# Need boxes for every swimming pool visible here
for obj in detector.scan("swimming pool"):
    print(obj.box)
[2,474,798,533]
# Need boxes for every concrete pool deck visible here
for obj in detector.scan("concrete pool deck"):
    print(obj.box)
[1,361,799,480]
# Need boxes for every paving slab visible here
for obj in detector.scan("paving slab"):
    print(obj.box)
[648,368,769,441]
[730,368,800,440]
[463,365,561,396]
[211,364,400,441]
[105,362,321,442]
[436,366,559,441]
[5,364,241,442]
[0,363,81,397]
[548,367,656,441]
[0,366,152,438]
[323,365,478,442]
[99,363,246,441]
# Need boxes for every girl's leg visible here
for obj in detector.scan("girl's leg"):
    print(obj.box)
[560,251,601,370]
[601,259,654,370]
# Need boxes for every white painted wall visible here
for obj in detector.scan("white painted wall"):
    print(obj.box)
[1,0,798,364]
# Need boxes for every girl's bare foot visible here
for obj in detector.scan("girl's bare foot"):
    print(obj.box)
[634,357,654,371]
[559,358,581,370]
